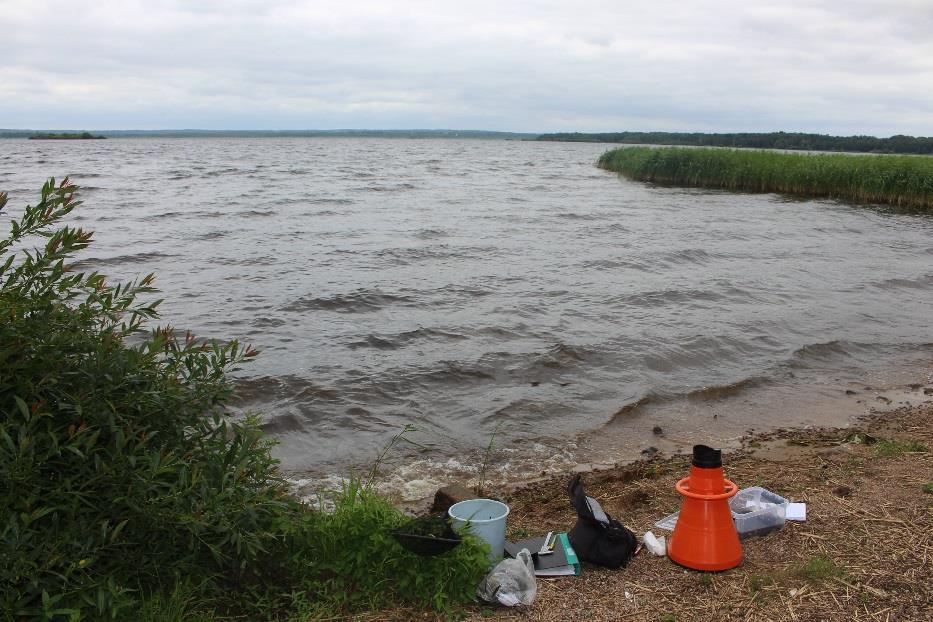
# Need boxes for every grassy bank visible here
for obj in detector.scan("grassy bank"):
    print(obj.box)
[598,146,933,210]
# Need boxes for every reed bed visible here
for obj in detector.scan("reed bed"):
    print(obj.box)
[598,146,933,210]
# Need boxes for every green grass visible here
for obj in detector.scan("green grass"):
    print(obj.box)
[597,146,933,210]
[874,438,929,457]
[748,574,776,595]
[795,555,848,582]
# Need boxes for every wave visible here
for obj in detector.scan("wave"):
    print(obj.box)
[413,228,449,240]
[259,412,307,434]
[555,211,601,220]
[281,289,417,313]
[609,394,657,422]
[475,324,537,339]
[608,376,769,423]
[141,211,189,221]
[233,374,341,405]
[397,327,468,343]
[579,258,653,272]
[332,344,590,398]
[271,196,352,206]
[607,288,727,309]
[251,316,286,328]
[346,335,401,350]
[375,246,455,264]
[202,167,244,177]
[655,248,718,266]
[347,327,467,350]
[411,360,498,385]
[871,274,933,291]
[357,182,416,192]
[424,283,497,305]
[210,255,278,266]
[309,197,353,205]
[71,251,175,267]
[201,230,228,240]
[790,340,867,362]
[685,376,767,401]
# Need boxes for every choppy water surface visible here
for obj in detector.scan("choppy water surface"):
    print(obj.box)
[3,138,932,498]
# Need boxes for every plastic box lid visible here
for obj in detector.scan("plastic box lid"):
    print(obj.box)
[730,486,788,539]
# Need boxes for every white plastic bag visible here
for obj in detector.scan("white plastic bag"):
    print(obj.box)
[475,548,537,607]
[642,531,666,556]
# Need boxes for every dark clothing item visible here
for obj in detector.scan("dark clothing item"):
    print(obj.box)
[567,474,637,569]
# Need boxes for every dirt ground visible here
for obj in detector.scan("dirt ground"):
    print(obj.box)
[449,401,933,622]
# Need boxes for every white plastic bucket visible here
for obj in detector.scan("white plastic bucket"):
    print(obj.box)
[448,498,510,560]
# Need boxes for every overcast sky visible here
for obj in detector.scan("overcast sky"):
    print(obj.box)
[2,0,932,135]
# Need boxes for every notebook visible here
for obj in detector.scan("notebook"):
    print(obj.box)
[504,532,581,576]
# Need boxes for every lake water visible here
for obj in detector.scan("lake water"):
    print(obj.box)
[3,137,932,500]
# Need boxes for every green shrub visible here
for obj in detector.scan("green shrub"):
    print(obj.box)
[0,178,295,618]
[0,179,489,620]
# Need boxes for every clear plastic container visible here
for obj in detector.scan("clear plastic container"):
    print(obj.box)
[729,486,788,539]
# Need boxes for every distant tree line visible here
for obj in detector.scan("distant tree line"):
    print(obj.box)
[536,131,933,155]
[1,128,535,139]
[28,132,105,140]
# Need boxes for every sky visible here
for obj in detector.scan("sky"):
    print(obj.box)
[2,0,932,135]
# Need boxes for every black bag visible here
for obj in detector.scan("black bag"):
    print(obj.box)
[567,474,637,569]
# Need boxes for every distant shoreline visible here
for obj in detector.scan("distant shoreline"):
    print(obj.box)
[538,131,933,155]
[1,129,932,155]
[4,129,536,140]
[29,132,106,140]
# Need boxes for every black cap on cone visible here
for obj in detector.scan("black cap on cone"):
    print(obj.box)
[692,444,722,468]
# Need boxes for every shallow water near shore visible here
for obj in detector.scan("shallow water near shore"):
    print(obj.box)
[2,137,932,499]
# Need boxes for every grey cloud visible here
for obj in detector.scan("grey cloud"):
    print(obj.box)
[1,0,931,134]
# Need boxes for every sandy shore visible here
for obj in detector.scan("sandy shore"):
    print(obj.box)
[444,399,933,622]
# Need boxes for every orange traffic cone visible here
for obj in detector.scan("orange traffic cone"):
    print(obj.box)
[668,445,743,571]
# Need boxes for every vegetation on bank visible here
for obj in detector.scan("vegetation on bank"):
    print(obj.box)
[0,180,489,620]
[28,132,106,140]
[598,146,933,210]
[539,131,933,155]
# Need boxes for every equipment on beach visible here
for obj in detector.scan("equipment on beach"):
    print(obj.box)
[668,445,743,571]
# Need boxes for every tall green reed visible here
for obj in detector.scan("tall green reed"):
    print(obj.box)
[598,147,933,210]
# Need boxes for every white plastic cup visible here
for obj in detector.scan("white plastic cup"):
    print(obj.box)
[448,498,510,560]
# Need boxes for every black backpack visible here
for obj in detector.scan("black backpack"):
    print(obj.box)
[567,474,638,569]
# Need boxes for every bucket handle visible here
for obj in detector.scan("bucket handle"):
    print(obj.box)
[675,477,738,500]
